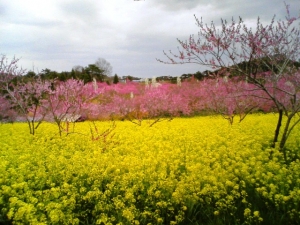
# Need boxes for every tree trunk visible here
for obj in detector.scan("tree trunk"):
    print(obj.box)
[279,117,291,148]
[279,114,295,163]
[31,120,35,135]
[27,120,34,135]
[272,109,283,148]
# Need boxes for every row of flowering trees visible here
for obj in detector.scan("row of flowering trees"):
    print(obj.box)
[0,56,271,130]
[1,54,300,162]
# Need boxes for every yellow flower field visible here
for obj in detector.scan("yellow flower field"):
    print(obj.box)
[0,114,299,224]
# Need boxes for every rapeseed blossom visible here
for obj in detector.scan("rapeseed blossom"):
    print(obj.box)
[0,114,299,224]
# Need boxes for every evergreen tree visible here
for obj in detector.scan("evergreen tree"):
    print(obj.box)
[113,74,119,84]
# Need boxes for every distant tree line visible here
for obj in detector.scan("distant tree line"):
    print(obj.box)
[21,56,300,85]
[22,58,114,84]
[24,64,105,84]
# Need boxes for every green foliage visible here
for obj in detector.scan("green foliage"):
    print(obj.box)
[36,64,106,83]
[85,64,105,82]
[113,74,119,84]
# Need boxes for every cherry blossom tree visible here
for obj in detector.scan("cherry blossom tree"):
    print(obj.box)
[197,76,272,124]
[42,79,88,136]
[157,2,300,161]
[0,96,17,122]
[11,78,51,134]
[0,55,50,134]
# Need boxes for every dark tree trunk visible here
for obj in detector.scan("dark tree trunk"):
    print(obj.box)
[271,109,283,148]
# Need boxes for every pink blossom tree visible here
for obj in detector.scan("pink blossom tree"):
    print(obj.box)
[198,77,272,124]
[157,2,300,161]
[42,79,88,136]
[12,78,51,134]
[0,96,17,122]
[0,55,50,134]
[0,55,25,122]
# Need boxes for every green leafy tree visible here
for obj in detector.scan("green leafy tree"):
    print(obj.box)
[40,68,58,80]
[85,64,105,82]
[113,74,119,84]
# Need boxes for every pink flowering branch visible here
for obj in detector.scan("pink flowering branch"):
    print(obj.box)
[157,2,300,162]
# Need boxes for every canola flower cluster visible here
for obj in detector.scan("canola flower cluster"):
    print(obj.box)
[0,114,300,224]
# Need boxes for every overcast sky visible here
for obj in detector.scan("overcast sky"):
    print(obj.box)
[1,0,299,78]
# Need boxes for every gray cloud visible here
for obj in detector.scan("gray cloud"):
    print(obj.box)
[0,4,5,16]
[1,0,299,78]
[59,0,99,21]
[149,0,201,11]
